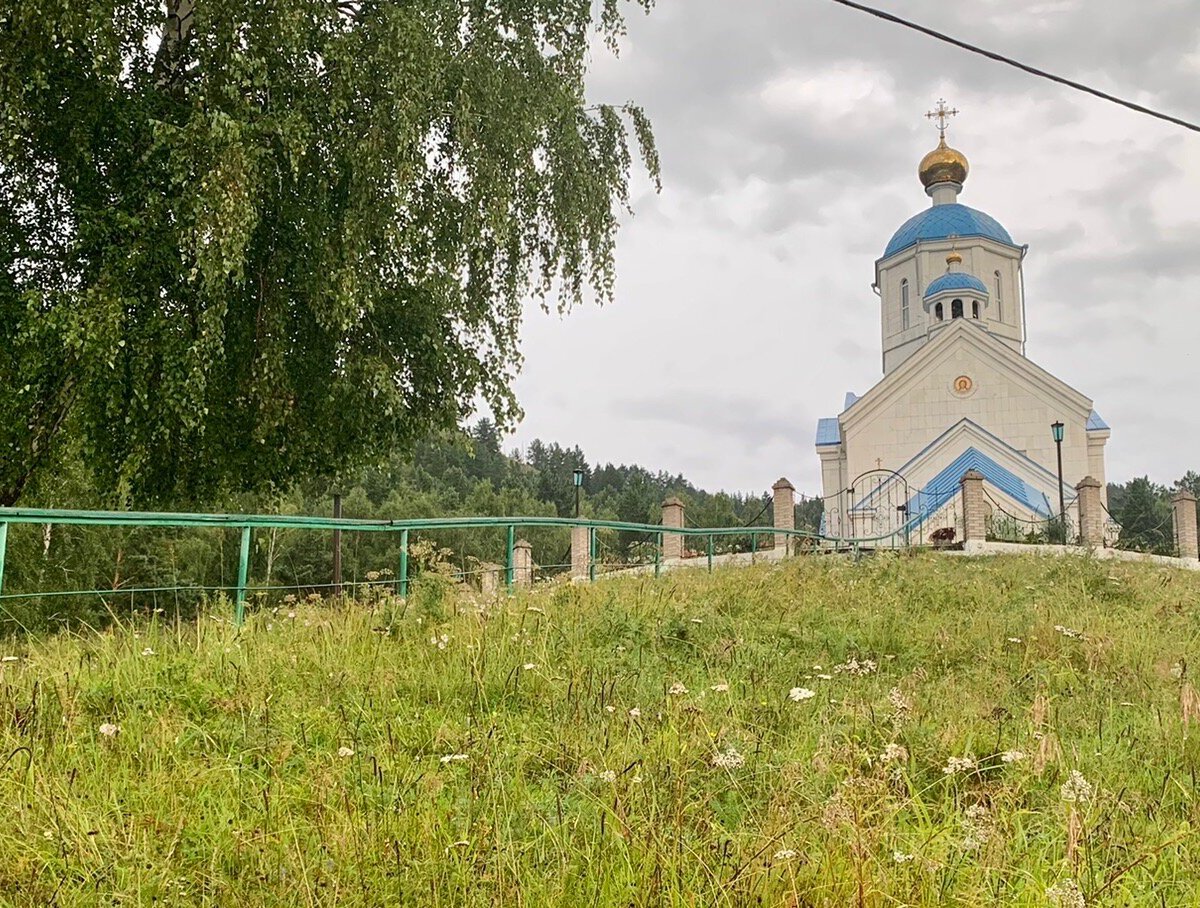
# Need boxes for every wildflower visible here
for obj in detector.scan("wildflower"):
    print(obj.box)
[1060,769,1094,804]
[773,848,797,861]
[888,687,912,720]
[1054,624,1083,640]
[283,594,297,604]
[604,705,616,714]
[668,682,688,696]
[1006,636,1023,644]
[440,753,469,764]
[892,851,915,863]
[1000,750,1026,763]
[429,633,449,650]
[834,657,877,676]
[711,746,746,769]
[598,770,617,783]
[816,673,833,680]
[1171,661,1185,679]
[960,804,993,850]
[287,610,296,619]
[1,656,18,663]
[711,682,730,692]
[337,746,354,758]
[522,663,536,670]
[1047,878,1086,908]
[689,617,703,624]
[365,571,380,582]
[628,707,642,719]
[98,723,119,738]
[879,743,908,763]
[942,755,976,775]
[140,647,155,656]
[526,606,544,614]
[788,687,816,702]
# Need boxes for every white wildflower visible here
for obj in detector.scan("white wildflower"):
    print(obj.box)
[668,682,688,696]
[816,673,833,681]
[604,705,616,714]
[1054,624,1083,640]
[960,804,993,850]
[140,647,155,656]
[1,656,18,663]
[689,617,703,624]
[1047,878,1086,908]
[711,682,730,692]
[598,770,617,783]
[287,611,296,619]
[788,687,816,702]
[888,687,912,720]
[1006,636,1023,644]
[892,851,914,864]
[440,753,469,764]
[942,755,976,775]
[522,663,536,670]
[429,633,449,650]
[834,657,877,676]
[526,606,544,614]
[711,746,746,769]
[1000,750,1026,763]
[1170,661,1185,679]
[337,746,354,758]
[1060,769,1094,804]
[98,723,119,738]
[365,570,380,582]
[880,743,909,763]
[773,848,797,861]
[628,707,642,719]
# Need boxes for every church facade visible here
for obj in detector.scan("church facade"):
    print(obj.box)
[815,104,1111,543]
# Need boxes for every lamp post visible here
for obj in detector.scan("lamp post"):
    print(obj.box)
[572,468,584,518]
[1051,421,1066,541]
[896,503,909,548]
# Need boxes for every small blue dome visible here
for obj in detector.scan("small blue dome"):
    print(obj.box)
[884,203,1015,258]
[924,271,989,298]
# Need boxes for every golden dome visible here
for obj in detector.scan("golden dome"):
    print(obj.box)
[946,250,963,266]
[919,137,969,188]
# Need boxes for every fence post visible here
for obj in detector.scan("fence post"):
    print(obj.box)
[571,525,590,580]
[772,477,796,553]
[1172,490,1199,560]
[588,527,597,582]
[1075,476,1104,548]
[654,534,661,578]
[332,493,342,598]
[398,528,409,597]
[707,534,713,573]
[0,522,7,596]
[959,470,986,544]
[506,526,515,592]
[513,539,534,587]
[661,497,685,560]
[235,525,251,626]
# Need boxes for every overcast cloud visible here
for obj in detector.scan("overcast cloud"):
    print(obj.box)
[506,0,1200,496]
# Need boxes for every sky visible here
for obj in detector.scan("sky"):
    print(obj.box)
[506,0,1200,498]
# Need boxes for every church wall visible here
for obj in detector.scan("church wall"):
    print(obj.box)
[843,346,1092,494]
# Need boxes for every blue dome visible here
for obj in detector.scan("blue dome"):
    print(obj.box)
[884,203,1015,258]
[923,271,988,298]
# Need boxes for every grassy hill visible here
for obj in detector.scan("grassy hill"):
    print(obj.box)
[2,554,1200,906]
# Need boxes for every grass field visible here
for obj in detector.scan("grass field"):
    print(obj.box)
[3,553,1200,906]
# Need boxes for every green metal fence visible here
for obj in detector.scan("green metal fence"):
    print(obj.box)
[0,507,869,626]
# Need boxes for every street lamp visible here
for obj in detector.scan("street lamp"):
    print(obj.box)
[1051,421,1066,541]
[572,468,584,517]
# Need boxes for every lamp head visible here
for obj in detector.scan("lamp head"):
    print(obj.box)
[1051,421,1065,443]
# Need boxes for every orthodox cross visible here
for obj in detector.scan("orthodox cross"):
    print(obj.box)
[875,458,883,469]
[925,99,959,140]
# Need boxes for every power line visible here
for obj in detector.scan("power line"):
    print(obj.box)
[825,0,1200,134]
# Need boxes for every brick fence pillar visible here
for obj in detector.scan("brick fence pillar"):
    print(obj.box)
[1172,490,1199,560]
[960,470,986,543]
[1075,476,1104,548]
[513,539,534,586]
[480,563,502,597]
[661,497,685,561]
[772,477,795,552]
[570,526,590,579]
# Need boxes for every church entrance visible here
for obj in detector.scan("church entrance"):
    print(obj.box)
[845,469,915,547]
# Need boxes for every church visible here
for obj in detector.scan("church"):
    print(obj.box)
[815,102,1111,543]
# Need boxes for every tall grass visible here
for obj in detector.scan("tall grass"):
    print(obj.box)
[2,553,1200,905]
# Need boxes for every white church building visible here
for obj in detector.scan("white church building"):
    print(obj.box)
[815,103,1111,543]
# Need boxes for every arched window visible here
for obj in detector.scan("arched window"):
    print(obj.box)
[994,270,1003,320]
[935,302,944,321]
[900,279,910,329]
[972,301,980,319]
[951,299,963,319]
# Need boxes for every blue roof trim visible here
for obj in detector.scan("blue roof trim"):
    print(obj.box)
[843,391,860,412]
[883,203,1016,258]
[815,418,841,446]
[923,271,989,298]
[1087,410,1109,431]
